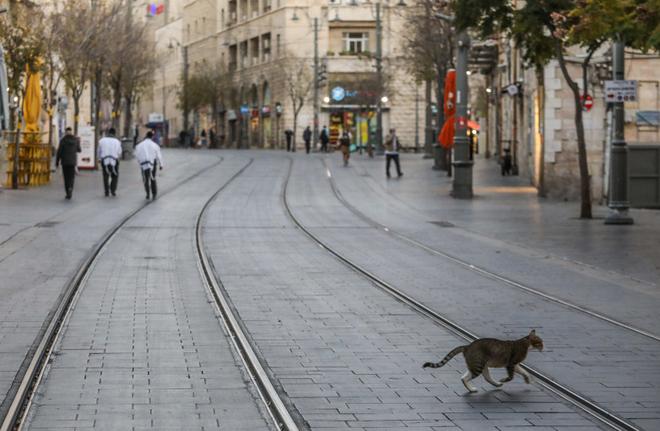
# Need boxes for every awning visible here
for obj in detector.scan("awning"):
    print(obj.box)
[467,120,480,131]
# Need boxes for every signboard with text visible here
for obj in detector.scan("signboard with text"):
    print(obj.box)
[77,126,95,169]
[604,80,637,103]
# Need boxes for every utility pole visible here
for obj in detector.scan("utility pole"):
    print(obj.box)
[605,39,633,225]
[313,17,319,151]
[414,85,419,152]
[451,29,473,199]
[375,2,384,155]
[182,45,189,134]
[424,80,433,158]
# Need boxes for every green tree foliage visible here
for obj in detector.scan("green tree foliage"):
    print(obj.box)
[453,0,658,218]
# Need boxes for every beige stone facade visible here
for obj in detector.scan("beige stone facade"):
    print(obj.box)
[146,0,423,150]
[480,38,660,203]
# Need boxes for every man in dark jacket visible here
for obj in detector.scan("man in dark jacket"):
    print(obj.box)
[319,125,329,152]
[303,126,312,154]
[55,127,81,199]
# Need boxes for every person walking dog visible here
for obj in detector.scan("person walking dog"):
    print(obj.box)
[98,127,122,196]
[55,127,81,200]
[135,131,164,200]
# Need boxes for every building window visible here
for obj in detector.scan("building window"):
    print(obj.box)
[342,32,369,54]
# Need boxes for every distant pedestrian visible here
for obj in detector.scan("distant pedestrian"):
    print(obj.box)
[501,148,512,176]
[339,130,351,167]
[179,130,186,147]
[135,131,164,200]
[98,127,122,197]
[55,127,81,200]
[320,125,329,152]
[133,124,139,148]
[285,128,294,152]
[200,129,208,147]
[384,128,403,178]
[209,127,217,148]
[303,126,312,154]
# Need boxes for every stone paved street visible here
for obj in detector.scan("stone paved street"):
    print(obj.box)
[1,149,659,430]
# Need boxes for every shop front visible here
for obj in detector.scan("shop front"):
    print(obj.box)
[322,73,387,152]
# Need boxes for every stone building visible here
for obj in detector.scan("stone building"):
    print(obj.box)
[145,0,423,151]
[479,39,660,203]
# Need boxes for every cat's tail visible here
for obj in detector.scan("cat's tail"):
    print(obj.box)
[423,345,466,368]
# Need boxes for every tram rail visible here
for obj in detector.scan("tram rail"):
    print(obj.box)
[281,158,642,431]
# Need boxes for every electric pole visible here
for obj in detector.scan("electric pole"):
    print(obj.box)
[451,29,473,199]
[605,39,633,225]
[313,17,319,151]
[375,2,384,155]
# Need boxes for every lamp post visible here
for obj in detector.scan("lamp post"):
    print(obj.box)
[436,12,473,198]
[605,39,633,225]
[375,1,384,155]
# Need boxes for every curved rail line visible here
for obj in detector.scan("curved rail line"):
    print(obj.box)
[194,158,300,431]
[0,155,225,431]
[282,158,640,431]
[1,156,296,431]
[321,159,660,343]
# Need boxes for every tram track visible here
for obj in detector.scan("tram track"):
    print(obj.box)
[194,158,300,431]
[1,155,298,431]
[282,157,641,431]
[321,159,660,343]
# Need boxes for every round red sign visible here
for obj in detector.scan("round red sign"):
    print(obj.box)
[581,94,593,112]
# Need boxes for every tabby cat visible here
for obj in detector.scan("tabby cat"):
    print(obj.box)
[423,330,544,393]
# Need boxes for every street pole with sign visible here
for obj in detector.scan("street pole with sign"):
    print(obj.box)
[605,39,634,225]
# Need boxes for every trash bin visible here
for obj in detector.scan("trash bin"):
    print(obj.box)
[121,138,133,160]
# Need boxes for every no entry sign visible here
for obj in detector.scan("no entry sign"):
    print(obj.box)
[581,94,593,112]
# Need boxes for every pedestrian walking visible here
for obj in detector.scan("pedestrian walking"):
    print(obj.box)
[200,129,208,147]
[339,130,351,167]
[98,127,122,197]
[320,125,329,152]
[303,126,312,154]
[55,127,81,200]
[135,131,164,200]
[285,128,294,152]
[384,128,403,178]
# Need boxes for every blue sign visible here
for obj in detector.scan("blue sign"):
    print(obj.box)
[331,87,346,102]
[240,104,250,114]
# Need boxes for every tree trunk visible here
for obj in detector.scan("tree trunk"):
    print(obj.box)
[111,79,122,131]
[556,43,592,218]
[93,69,103,168]
[73,96,81,135]
[535,66,546,197]
[123,96,133,139]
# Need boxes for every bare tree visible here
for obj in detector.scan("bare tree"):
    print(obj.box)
[51,0,96,134]
[402,0,454,161]
[284,56,314,149]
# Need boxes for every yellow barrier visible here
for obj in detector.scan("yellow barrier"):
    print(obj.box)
[4,131,52,187]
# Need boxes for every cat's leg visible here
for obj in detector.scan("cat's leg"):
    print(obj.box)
[514,365,533,384]
[461,370,479,393]
[499,365,515,383]
[482,368,503,387]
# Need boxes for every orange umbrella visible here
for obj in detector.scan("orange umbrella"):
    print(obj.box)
[439,69,456,149]
[22,62,42,133]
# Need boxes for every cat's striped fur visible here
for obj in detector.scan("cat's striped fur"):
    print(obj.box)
[423,330,544,393]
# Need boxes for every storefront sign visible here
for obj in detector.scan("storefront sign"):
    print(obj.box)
[331,87,346,102]
[77,125,95,169]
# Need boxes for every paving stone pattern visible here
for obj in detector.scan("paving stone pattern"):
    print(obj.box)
[202,154,604,430]
[24,156,272,430]
[0,150,222,417]
[294,154,660,430]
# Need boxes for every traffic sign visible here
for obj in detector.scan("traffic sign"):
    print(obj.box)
[581,94,593,112]
[604,80,637,103]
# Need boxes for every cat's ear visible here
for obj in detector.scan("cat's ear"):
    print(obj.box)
[529,329,536,336]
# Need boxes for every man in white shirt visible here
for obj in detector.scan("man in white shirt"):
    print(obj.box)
[135,130,164,200]
[98,128,123,196]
